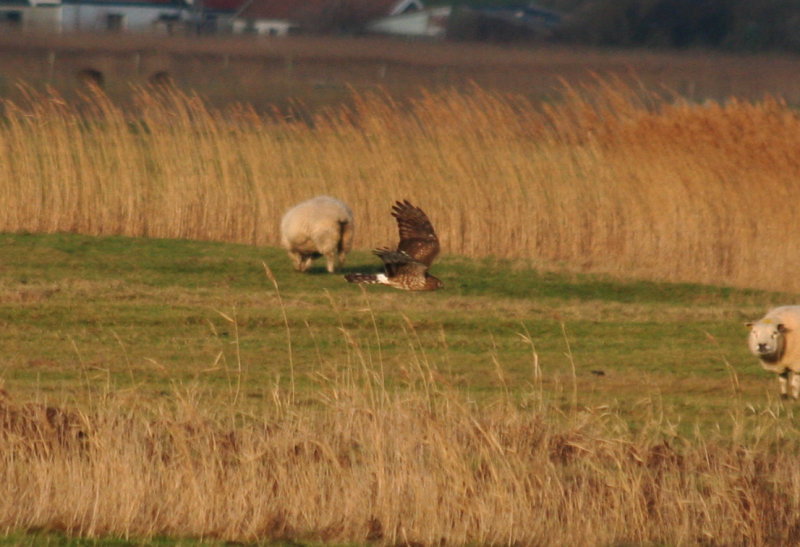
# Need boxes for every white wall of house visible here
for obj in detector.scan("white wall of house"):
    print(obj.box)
[231,17,292,36]
[389,0,424,16]
[0,0,440,35]
[0,4,62,32]
[62,2,184,32]
[367,6,450,38]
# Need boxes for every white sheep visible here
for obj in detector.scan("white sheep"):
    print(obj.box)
[280,196,354,273]
[747,305,800,399]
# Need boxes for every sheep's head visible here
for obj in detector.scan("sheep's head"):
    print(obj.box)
[747,319,788,362]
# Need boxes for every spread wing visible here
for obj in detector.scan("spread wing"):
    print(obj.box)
[373,248,428,278]
[391,200,440,267]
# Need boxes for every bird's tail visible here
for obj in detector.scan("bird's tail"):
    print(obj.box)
[345,273,384,285]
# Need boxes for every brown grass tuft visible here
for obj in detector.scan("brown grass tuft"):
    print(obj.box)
[2,383,800,545]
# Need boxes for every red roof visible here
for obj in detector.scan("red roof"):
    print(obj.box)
[240,0,327,18]
[199,0,244,12]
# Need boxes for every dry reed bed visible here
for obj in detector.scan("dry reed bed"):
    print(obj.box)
[1,80,799,291]
[2,382,800,545]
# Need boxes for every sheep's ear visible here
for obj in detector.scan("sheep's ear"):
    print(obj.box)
[779,324,790,334]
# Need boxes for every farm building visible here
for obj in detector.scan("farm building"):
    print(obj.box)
[0,0,62,32]
[61,0,187,33]
[366,5,450,38]
[0,0,445,36]
[0,0,188,33]
[228,0,429,37]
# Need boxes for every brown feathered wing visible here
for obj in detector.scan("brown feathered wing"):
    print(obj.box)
[391,200,440,268]
[344,200,442,291]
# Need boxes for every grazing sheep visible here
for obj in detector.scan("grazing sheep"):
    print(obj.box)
[280,196,354,273]
[747,305,800,399]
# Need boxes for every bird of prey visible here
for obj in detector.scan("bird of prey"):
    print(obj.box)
[345,200,443,291]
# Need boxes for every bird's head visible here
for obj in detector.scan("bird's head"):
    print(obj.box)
[425,275,444,290]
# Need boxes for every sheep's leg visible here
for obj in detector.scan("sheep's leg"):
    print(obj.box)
[791,373,800,400]
[779,371,790,399]
[299,255,314,272]
[324,252,339,273]
[288,251,304,272]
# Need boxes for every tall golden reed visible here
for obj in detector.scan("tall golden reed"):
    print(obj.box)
[0,78,798,291]
[2,371,800,545]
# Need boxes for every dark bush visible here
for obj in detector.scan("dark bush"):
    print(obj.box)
[456,0,800,51]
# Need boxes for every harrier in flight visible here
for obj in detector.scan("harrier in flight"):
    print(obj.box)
[345,200,443,291]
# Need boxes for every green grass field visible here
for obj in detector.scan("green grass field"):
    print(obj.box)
[5,234,800,546]
[0,232,787,429]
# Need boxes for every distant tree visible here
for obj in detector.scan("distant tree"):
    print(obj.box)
[439,0,800,51]
[429,0,532,6]
[726,0,800,51]
[298,0,412,34]
[447,7,553,42]
[556,0,646,46]
[553,0,798,51]
[635,0,732,47]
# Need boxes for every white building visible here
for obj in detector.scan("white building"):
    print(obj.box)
[0,0,448,36]
[366,6,451,38]
[229,0,428,37]
[0,0,63,32]
[61,0,188,33]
